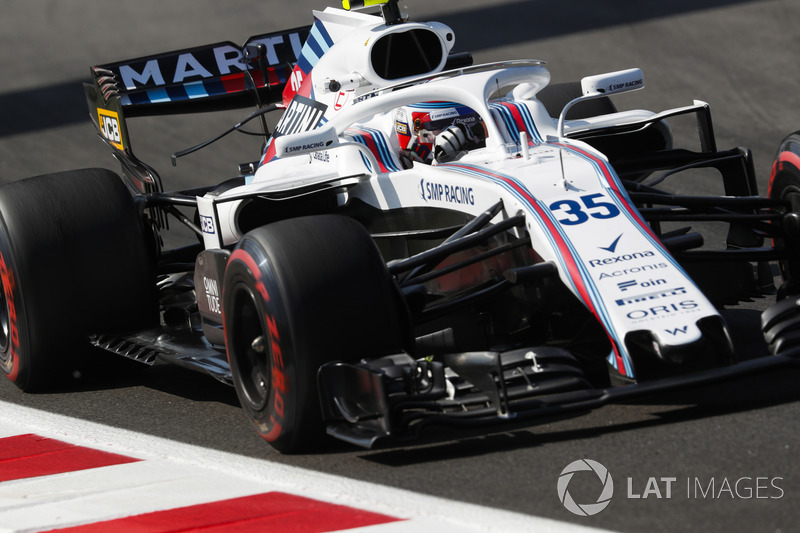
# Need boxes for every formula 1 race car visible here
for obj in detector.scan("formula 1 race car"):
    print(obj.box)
[2,0,800,453]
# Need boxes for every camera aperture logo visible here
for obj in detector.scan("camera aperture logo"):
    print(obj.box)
[557,459,614,516]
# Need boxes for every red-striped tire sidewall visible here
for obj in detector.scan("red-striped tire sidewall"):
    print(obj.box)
[0,223,26,385]
[769,132,800,282]
[223,239,295,448]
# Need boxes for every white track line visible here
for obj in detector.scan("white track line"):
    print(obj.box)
[0,400,616,533]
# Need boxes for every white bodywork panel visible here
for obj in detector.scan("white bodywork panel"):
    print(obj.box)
[196,10,725,379]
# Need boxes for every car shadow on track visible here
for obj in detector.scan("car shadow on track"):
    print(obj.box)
[0,81,88,139]
[35,350,241,408]
[359,366,800,466]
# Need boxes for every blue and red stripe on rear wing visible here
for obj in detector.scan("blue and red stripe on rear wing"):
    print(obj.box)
[90,26,310,116]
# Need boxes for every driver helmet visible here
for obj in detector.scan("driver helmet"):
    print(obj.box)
[395,102,485,162]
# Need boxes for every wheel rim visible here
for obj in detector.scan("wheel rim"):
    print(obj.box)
[775,183,800,278]
[0,271,9,356]
[780,185,800,209]
[229,284,270,411]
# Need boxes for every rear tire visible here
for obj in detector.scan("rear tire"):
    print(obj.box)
[0,168,156,391]
[223,215,410,453]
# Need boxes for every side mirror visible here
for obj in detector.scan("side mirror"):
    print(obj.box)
[580,68,644,97]
[557,68,645,138]
[273,124,339,158]
[243,43,267,66]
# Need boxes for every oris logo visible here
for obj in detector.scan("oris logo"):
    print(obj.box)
[626,300,698,320]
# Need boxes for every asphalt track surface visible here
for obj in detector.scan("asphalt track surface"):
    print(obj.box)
[1,1,800,531]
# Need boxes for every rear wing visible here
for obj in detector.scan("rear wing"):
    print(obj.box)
[85,26,309,118]
[83,26,309,193]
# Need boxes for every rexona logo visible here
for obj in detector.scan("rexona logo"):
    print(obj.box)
[589,250,655,268]
[418,178,475,205]
[557,459,614,516]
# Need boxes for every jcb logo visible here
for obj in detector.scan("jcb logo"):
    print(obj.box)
[97,108,124,150]
[200,215,215,234]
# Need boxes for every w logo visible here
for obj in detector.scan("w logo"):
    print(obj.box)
[665,326,689,335]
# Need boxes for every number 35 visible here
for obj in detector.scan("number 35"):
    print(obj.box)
[549,193,620,225]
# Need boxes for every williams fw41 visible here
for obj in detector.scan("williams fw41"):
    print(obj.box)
[2,0,800,452]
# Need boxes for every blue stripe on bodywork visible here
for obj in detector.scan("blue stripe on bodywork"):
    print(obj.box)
[489,102,543,145]
[438,160,635,377]
[297,21,334,75]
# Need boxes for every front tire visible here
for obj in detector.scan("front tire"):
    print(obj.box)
[223,215,409,453]
[768,132,800,296]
